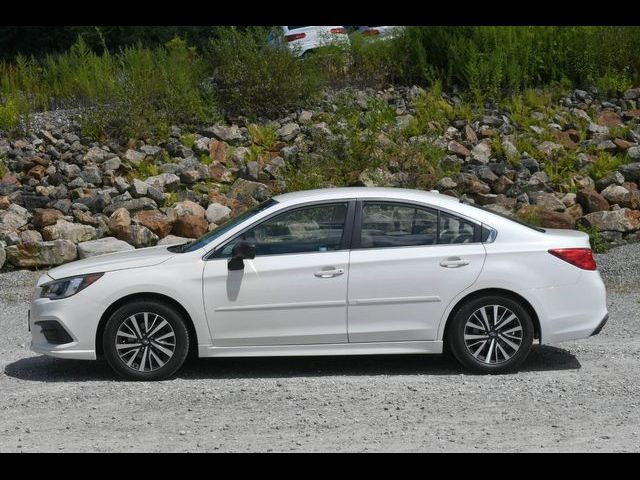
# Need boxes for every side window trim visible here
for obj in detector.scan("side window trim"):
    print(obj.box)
[206,199,356,260]
[352,199,482,250]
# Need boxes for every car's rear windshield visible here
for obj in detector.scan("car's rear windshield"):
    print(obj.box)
[460,199,546,233]
[170,199,278,253]
[287,26,310,30]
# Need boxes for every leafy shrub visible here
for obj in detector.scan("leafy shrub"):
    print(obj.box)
[576,223,609,253]
[206,27,325,118]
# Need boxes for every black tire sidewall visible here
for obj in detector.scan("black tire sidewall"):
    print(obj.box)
[448,295,534,374]
[103,300,189,381]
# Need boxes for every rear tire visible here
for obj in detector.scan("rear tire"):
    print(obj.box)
[447,295,534,374]
[103,300,189,381]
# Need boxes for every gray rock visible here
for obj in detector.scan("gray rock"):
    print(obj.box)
[103,197,157,216]
[206,203,232,224]
[595,171,625,191]
[6,239,77,267]
[77,237,135,259]
[123,225,159,248]
[628,146,640,161]
[587,123,609,135]
[140,145,162,157]
[601,185,631,206]
[83,146,110,163]
[529,191,566,211]
[157,235,191,246]
[619,162,640,181]
[276,123,301,141]
[395,114,414,131]
[581,208,640,232]
[204,125,243,145]
[42,219,97,243]
[80,165,103,185]
[0,245,5,270]
[124,149,146,166]
[471,142,492,164]
[103,157,121,172]
[130,178,149,198]
[145,173,181,192]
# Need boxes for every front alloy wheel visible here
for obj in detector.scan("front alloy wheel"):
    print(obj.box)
[103,300,189,381]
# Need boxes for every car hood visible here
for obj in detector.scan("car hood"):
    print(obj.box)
[47,245,177,279]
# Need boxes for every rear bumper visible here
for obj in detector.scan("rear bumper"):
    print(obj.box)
[521,270,608,345]
[590,314,609,337]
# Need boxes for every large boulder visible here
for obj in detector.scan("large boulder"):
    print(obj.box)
[529,191,566,211]
[6,240,77,267]
[600,185,640,209]
[580,208,640,232]
[134,209,175,238]
[205,203,231,224]
[172,215,209,238]
[78,237,135,259]
[0,204,30,231]
[277,123,301,142]
[172,200,206,219]
[108,208,131,237]
[619,162,640,181]
[517,205,575,229]
[118,225,159,248]
[144,173,181,192]
[203,124,243,145]
[41,219,97,243]
[157,235,192,246]
[228,179,271,204]
[103,197,157,216]
[576,189,610,213]
[32,208,65,229]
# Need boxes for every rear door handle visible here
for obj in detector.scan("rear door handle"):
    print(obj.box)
[440,257,470,268]
[314,268,345,278]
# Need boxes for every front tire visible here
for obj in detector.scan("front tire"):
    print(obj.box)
[103,300,189,381]
[447,295,534,374]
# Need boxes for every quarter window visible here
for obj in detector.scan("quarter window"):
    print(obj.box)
[219,203,348,257]
[438,212,476,244]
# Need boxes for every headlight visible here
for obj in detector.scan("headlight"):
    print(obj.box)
[40,273,104,300]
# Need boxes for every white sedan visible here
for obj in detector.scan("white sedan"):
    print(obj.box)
[28,187,609,380]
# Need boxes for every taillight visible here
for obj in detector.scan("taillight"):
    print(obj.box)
[330,27,347,34]
[286,33,306,42]
[548,248,597,270]
[363,29,380,36]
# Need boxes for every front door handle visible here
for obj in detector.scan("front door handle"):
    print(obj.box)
[440,257,470,268]
[314,268,345,278]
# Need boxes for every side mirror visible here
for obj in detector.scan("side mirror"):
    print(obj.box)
[228,241,256,271]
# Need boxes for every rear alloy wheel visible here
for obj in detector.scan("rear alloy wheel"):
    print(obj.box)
[103,300,189,381]
[448,295,534,374]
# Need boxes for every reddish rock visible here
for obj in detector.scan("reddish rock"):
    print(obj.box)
[208,161,233,183]
[518,205,575,229]
[172,215,208,238]
[134,210,175,238]
[492,175,514,194]
[622,109,640,120]
[597,111,623,127]
[464,124,478,144]
[447,141,470,158]
[576,189,610,213]
[552,129,579,149]
[32,208,64,229]
[613,138,634,151]
[27,164,47,180]
[209,140,227,165]
[0,196,9,209]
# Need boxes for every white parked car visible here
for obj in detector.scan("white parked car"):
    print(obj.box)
[28,187,608,380]
[268,26,350,57]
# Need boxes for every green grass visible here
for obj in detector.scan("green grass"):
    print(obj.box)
[576,223,610,253]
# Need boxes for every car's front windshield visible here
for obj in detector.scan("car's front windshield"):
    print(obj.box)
[170,199,278,253]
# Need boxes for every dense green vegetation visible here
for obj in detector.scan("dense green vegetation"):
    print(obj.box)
[1,26,640,139]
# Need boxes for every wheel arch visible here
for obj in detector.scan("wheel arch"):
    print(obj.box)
[95,292,199,360]
[441,288,541,347]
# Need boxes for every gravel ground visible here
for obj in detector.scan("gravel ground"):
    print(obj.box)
[1,245,639,452]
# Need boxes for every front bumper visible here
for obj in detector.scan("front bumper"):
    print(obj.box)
[29,290,100,360]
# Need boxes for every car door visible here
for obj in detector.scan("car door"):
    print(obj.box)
[347,200,486,343]
[202,201,354,347]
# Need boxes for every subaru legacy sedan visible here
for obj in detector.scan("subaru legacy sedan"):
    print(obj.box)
[29,187,608,380]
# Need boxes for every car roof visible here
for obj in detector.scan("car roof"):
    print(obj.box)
[273,187,460,208]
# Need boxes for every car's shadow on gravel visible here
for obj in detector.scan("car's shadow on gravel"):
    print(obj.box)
[4,345,580,382]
